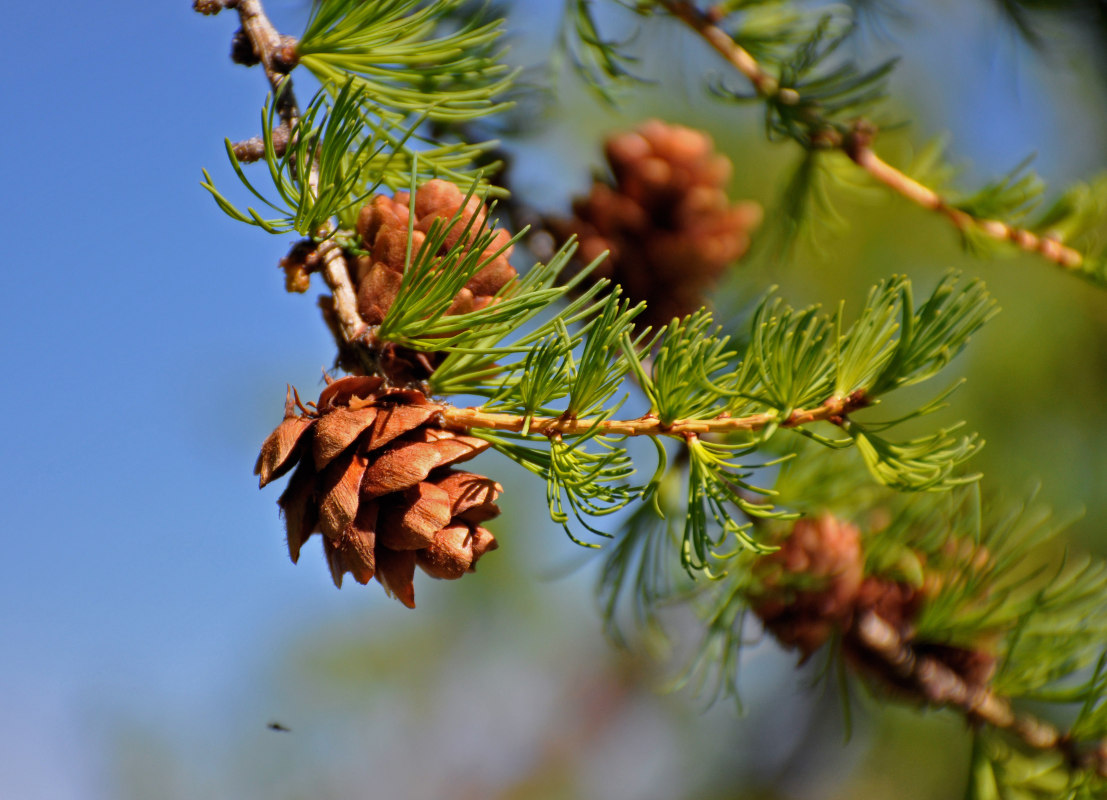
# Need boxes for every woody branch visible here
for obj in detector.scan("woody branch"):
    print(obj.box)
[853,612,1107,776]
[658,0,1084,271]
[437,390,867,438]
[194,0,368,351]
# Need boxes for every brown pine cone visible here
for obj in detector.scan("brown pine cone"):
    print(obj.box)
[345,179,517,384]
[751,514,865,659]
[255,376,501,608]
[551,120,762,331]
[752,514,997,694]
[353,179,517,325]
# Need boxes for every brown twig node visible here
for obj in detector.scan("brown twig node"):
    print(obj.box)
[230,28,260,65]
[193,0,231,15]
[231,124,289,163]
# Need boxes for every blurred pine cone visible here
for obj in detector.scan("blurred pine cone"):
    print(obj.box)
[751,514,865,658]
[751,513,996,694]
[255,375,501,608]
[551,119,762,331]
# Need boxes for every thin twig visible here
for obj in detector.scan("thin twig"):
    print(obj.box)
[200,0,368,348]
[438,390,866,439]
[232,0,299,128]
[852,146,1083,268]
[316,239,367,344]
[853,611,1107,773]
[657,0,1085,272]
[231,126,289,162]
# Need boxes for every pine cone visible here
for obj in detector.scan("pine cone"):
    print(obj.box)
[551,120,762,331]
[752,514,996,692]
[353,179,516,323]
[751,514,865,658]
[346,179,517,384]
[255,376,501,608]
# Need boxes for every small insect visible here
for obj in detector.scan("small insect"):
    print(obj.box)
[267,721,291,732]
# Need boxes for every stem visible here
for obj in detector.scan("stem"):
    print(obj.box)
[317,238,367,344]
[853,611,1107,774]
[233,0,299,128]
[232,126,289,163]
[661,0,777,95]
[657,0,1085,272]
[438,391,865,438]
[201,0,368,351]
[853,148,1083,268]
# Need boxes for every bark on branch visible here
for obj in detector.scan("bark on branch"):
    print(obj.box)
[197,0,368,354]
[657,0,1085,272]
[437,390,867,439]
[852,611,1107,777]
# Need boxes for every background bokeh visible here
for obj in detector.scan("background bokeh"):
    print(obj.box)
[3,1,1107,798]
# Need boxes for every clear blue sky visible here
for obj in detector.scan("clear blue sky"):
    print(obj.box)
[0,2,1101,798]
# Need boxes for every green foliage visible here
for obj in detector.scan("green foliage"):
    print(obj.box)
[1032,175,1107,250]
[904,142,1107,279]
[714,0,852,65]
[746,296,835,411]
[298,0,515,123]
[202,80,498,236]
[425,249,612,396]
[481,430,638,545]
[606,440,1107,796]
[635,309,741,426]
[766,20,897,145]
[681,437,787,571]
[555,0,1107,286]
[558,0,647,101]
[951,157,1045,225]
[202,0,518,237]
[968,732,1106,800]
[598,468,683,644]
[563,293,642,418]
[760,150,849,255]
[848,418,981,491]
[202,81,379,236]
[374,189,520,343]
[483,272,985,580]
[390,260,989,547]
[869,273,998,394]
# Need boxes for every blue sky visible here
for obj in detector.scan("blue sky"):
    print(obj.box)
[2,2,1105,798]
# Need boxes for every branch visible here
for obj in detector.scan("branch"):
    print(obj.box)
[438,390,867,439]
[230,125,289,163]
[226,0,300,127]
[853,611,1107,777]
[197,0,368,349]
[316,239,366,344]
[848,136,1083,269]
[657,0,1085,273]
